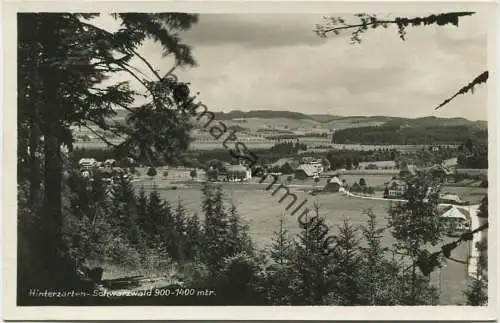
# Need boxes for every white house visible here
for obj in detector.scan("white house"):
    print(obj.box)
[385,179,406,198]
[79,158,97,169]
[225,165,252,182]
[439,205,471,236]
[80,169,91,178]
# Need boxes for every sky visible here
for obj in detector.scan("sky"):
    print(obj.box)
[96,12,488,121]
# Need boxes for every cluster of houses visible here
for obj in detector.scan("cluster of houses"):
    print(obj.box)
[78,157,134,183]
[383,163,456,199]
[79,158,119,169]
[206,163,253,182]
[382,163,475,237]
[265,157,325,179]
[207,157,325,183]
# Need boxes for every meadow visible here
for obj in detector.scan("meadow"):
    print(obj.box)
[136,182,394,248]
[134,177,484,248]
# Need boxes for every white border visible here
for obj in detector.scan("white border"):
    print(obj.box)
[2,1,499,321]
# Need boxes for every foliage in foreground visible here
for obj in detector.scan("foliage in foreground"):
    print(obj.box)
[20,173,451,306]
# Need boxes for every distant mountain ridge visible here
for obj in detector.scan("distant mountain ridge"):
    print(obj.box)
[212,110,486,128]
[111,109,487,129]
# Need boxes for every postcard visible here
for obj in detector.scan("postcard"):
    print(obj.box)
[2,0,498,320]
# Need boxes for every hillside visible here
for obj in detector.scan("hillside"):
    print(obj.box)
[213,110,312,121]
[383,116,487,129]
[86,109,487,143]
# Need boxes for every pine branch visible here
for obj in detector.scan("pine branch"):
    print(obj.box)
[81,124,119,148]
[130,48,163,81]
[86,119,128,140]
[434,71,489,110]
[112,101,142,114]
[402,222,489,274]
[315,12,475,43]
[113,61,151,92]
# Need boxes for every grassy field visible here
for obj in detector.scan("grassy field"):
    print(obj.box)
[135,178,485,247]
[133,167,487,205]
[136,182,394,248]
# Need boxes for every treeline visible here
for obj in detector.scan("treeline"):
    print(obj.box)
[333,125,487,145]
[457,141,488,169]
[269,141,308,154]
[265,133,329,140]
[383,116,487,129]
[190,147,395,171]
[324,149,397,170]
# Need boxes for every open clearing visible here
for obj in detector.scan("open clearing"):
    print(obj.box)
[138,182,395,248]
[136,180,482,249]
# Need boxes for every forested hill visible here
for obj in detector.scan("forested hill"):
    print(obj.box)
[382,116,487,129]
[332,124,488,145]
[211,110,403,123]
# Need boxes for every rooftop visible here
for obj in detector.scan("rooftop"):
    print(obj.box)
[296,164,318,177]
[440,194,463,202]
[225,165,249,172]
[440,205,470,221]
[328,176,343,186]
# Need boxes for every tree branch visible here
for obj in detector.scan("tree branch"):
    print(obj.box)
[434,71,489,110]
[81,124,119,148]
[86,118,128,140]
[130,48,163,81]
[316,12,476,42]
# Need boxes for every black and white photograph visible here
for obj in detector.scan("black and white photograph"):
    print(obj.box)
[3,1,498,320]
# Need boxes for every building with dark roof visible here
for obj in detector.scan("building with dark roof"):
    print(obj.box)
[294,164,319,179]
[399,164,418,178]
[324,176,344,192]
[385,179,407,198]
[422,164,455,183]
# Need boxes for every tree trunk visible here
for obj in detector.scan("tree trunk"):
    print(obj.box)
[44,133,63,237]
[40,14,66,285]
[25,15,42,212]
[28,111,42,211]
